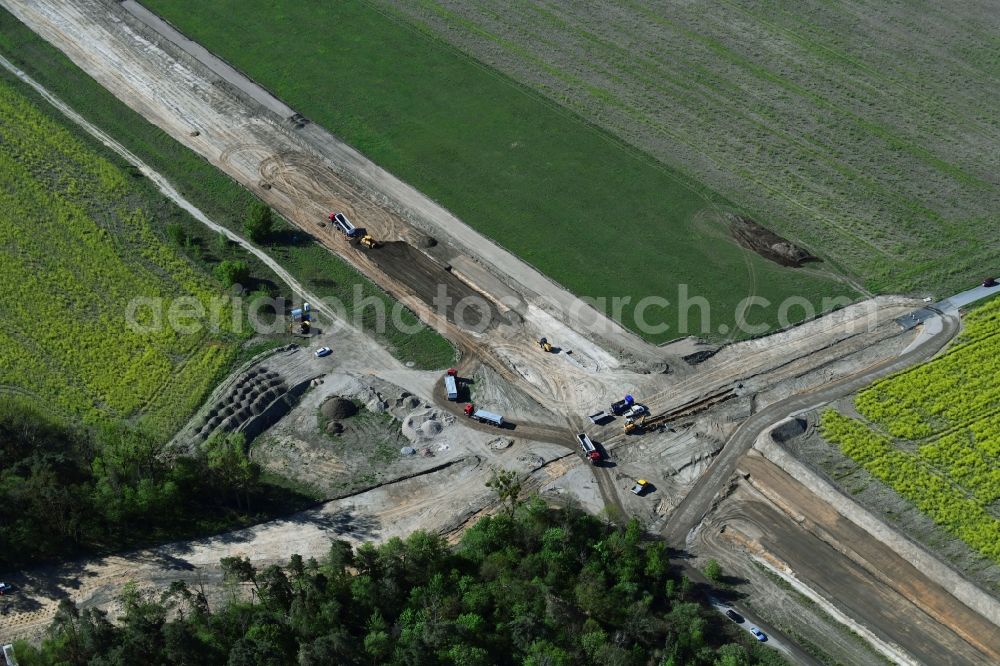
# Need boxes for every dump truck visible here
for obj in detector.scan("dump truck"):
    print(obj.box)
[577,433,601,463]
[444,374,458,401]
[464,403,504,427]
[610,394,635,415]
[588,410,610,425]
[329,212,361,238]
[631,479,649,496]
[538,337,553,352]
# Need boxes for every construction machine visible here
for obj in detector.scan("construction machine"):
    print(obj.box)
[631,479,649,496]
[538,337,553,352]
[624,412,671,435]
[360,234,378,249]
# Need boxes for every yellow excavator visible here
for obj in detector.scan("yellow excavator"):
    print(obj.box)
[360,234,378,249]
[624,416,644,434]
[538,337,553,352]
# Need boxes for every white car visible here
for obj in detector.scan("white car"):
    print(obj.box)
[314,346,332,358]
[749,626,766,641]
[624,404,647,419]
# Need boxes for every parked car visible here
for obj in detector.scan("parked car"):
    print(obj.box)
[314,346,332,358]
[725,609,744,623]
[749,626,767,641]
[623,404,647,419]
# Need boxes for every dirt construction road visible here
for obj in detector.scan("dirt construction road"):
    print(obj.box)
[664,312,959,547]
[700,454,1000,665]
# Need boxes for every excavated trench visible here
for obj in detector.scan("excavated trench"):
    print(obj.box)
[362,240,500,332]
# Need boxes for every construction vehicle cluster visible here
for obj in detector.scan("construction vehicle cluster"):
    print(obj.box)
[289,302,311,335]
[441,369,506,427]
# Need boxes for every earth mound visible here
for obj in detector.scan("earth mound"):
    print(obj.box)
[729,215,818,268]
[321,397,358,420]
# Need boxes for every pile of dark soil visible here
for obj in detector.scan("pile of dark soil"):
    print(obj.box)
[683,348,720,365]
[771,418,807,443]
[729,215,818,267]
[321,397,358,420]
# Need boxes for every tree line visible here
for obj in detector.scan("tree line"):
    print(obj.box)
[0,397,306,570]
[12,497,784,665]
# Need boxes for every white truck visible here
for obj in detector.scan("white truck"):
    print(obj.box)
[464,404,504,426]
[444,375,458,401]
[577,433,601,463]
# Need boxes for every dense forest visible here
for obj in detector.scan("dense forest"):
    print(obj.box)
[12,498,783,665]
[0,397,307,570]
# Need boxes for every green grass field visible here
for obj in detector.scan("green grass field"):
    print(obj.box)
[822,298,1000,565]
[0,9,455,369]
[141,0,856,342]
[0,76,241,438]
[377,0,1000,298]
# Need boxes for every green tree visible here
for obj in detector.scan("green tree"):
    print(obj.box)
[213,230,230,255]
[486,467,522,513]
[363,629,391,661]
[525,639,573,666]
[203,433,259,510]
[244,202,274,243]
[446,644,491,666]
[214,258,250,288]
[166,222,185,245]
[703,559,723,584]
[715,643,751,666]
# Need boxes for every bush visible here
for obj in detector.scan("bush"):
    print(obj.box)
[703,559,723,583]
[165,222,185,245]
[243,202,273,243]
[215,259,250,287]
